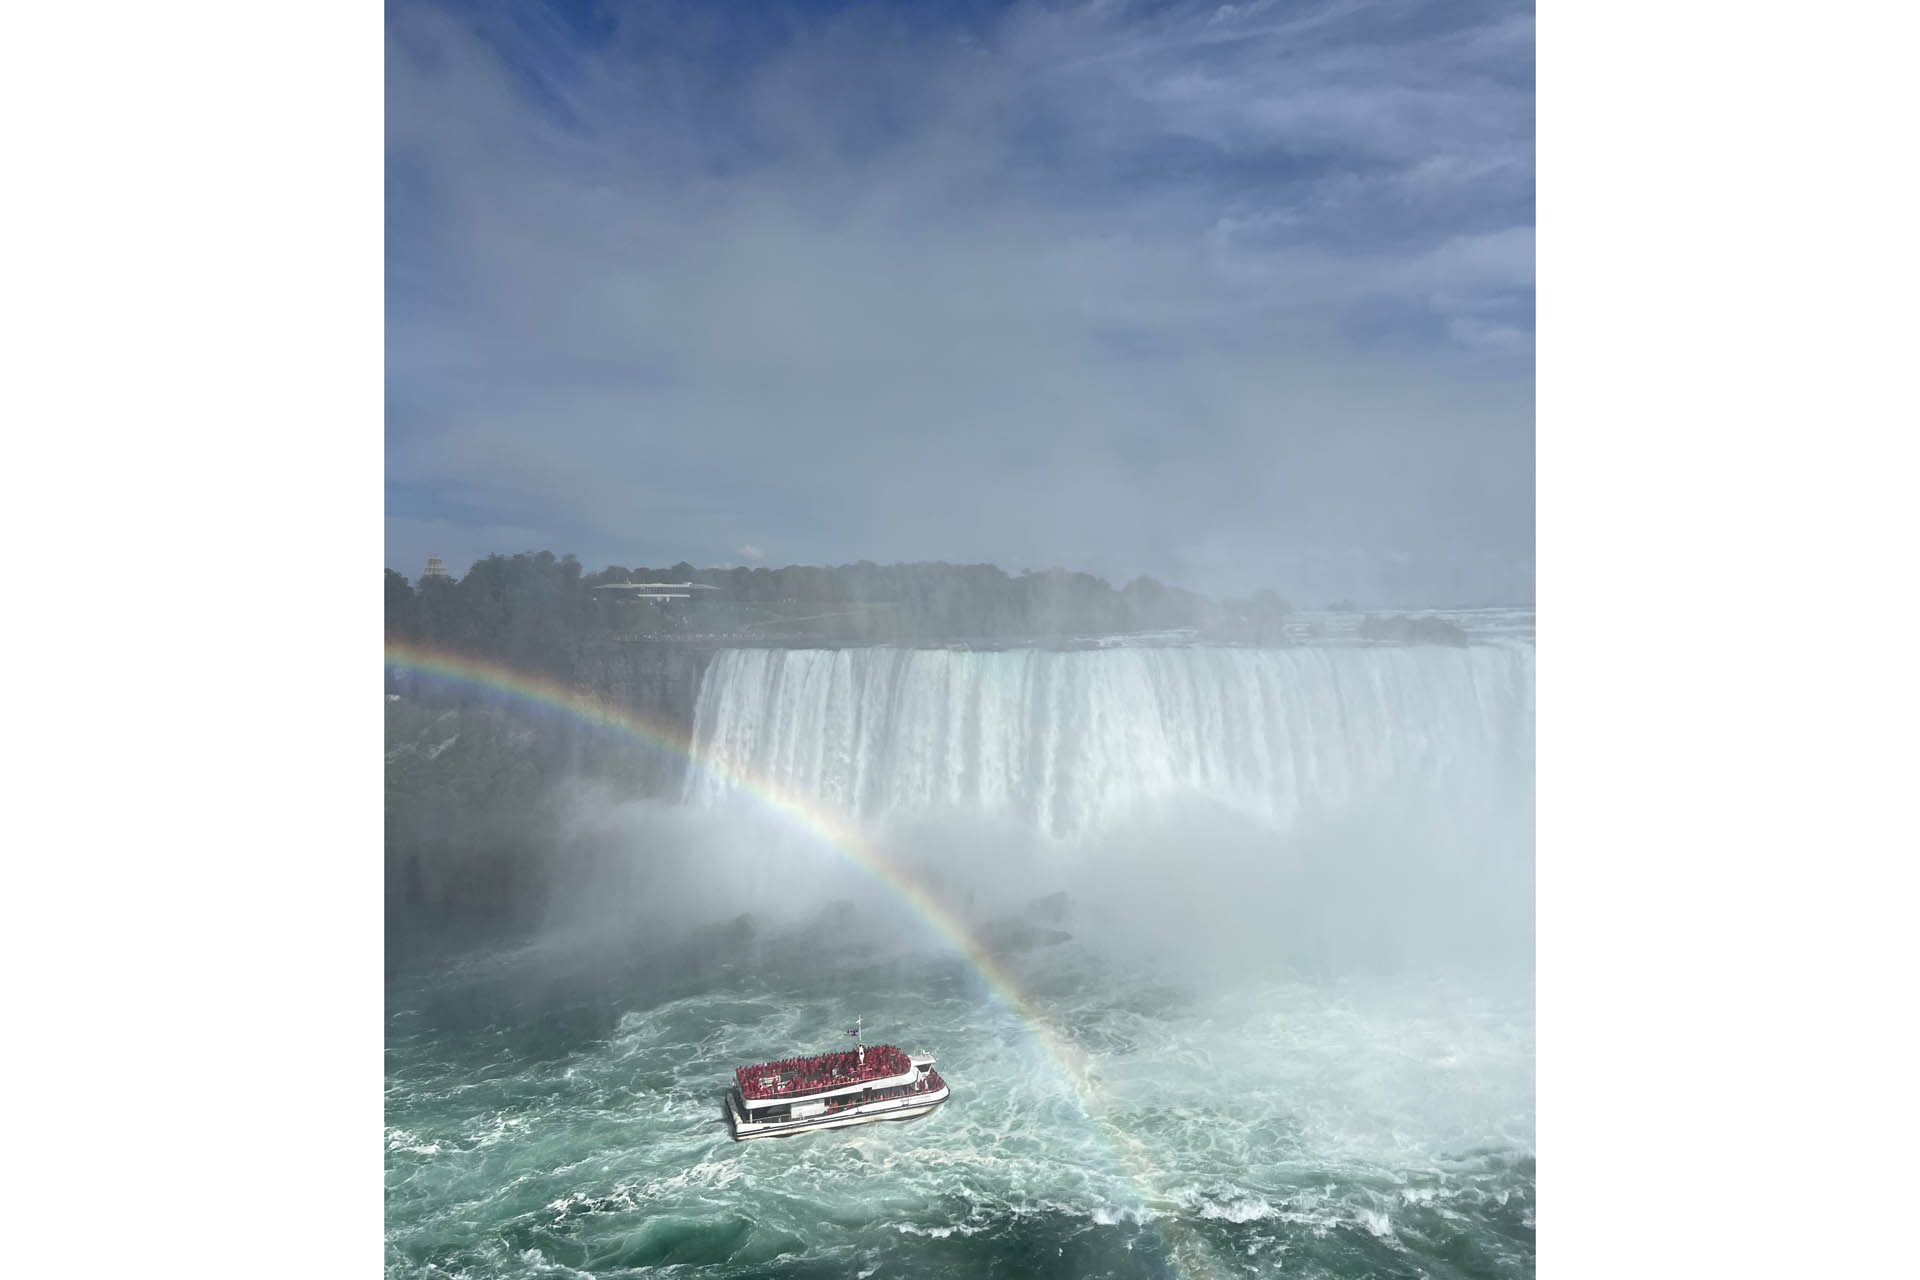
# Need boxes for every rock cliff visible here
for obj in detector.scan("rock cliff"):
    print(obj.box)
[385,640,718,948]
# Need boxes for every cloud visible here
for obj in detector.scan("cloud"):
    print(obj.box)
[386,0,1533,604]
[738,544,764,561]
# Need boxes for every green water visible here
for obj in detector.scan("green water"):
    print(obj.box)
[385,924,1533,1279]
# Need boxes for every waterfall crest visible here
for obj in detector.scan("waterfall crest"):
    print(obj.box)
[685,645,1533,841]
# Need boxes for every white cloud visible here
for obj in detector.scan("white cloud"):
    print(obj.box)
[385,0,1534,602]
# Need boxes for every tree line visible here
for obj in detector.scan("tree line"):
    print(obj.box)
[384,552,1297,671]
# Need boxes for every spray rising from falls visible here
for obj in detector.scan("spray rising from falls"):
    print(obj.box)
[684,646,1534,842]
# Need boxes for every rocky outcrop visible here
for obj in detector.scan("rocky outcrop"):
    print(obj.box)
[569,640,716,748]
[386,640,719,942]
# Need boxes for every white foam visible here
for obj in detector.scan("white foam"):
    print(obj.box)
[517,1247,597,1278]
[893,1218,991,1239]
[384,1128,445,1156]
[1196,1196,1278,1224]
[1359,1208,1395,1238]
[467,1111,531,1149]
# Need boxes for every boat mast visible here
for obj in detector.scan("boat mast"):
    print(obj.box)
[848,1014,864,1069]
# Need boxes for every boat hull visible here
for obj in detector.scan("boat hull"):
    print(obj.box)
[727,1083,951,1141]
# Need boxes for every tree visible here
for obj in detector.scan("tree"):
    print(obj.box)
[1248,589,1291,620]
[385,569,416,636]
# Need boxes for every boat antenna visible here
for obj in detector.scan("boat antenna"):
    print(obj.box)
[846,1014,864,1069]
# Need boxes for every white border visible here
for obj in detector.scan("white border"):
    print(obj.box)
[6,3,1917,1275]
[7,4,380,1276]
[1543,2,1916,1275]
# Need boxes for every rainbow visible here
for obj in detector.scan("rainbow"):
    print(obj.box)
[386,638,1223,1274]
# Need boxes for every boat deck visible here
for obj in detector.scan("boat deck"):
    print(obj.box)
[735,1044,914,1101]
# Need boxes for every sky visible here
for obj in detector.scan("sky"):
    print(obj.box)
[387,0,1534,607]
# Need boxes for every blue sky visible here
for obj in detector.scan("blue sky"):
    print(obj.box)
[387,0,1533,605]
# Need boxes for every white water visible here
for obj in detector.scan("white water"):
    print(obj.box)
[385,943,1536,1279]
[685,645,1533,843]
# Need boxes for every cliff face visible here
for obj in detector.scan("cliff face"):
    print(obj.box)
[385,640,718,946]
[569,641,715,756]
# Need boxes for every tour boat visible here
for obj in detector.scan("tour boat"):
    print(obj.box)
[726,1018,950,1141]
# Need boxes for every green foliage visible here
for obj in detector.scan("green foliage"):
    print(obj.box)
[385,551,592,673]
[386,552,1313,650]
[386,553,1483,658]
[1249,589,1292,619]
[1356,613,1470,646]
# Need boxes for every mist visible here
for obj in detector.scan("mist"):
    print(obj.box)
[537,781,1529,983]
[522,639,1534,988]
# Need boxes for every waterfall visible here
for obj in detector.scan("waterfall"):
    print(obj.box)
[684,645,1534,842]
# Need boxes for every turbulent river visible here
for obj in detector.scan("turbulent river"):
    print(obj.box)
[387,626,1535,1279]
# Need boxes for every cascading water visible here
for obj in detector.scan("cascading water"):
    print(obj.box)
[685,645,1534,842]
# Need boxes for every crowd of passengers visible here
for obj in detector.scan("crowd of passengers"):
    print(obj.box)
[788,1070,946,1118]
[737,1046,912,1099]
